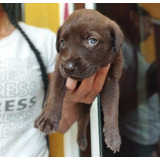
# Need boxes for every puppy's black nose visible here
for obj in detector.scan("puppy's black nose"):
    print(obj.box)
[63,62,76,74]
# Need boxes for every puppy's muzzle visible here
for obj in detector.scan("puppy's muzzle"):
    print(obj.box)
[62,61,77,74]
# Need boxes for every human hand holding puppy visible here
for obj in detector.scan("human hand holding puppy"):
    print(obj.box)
[59,64,110,133]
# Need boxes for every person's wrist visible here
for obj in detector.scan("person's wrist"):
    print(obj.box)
[63,96,78,106]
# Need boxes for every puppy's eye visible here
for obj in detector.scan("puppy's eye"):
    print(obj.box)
[88,38,98,45]
[60,40,65,47]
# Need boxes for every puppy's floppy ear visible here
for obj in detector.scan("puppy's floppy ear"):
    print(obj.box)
[56,27,61,53]
[109,21,124,54]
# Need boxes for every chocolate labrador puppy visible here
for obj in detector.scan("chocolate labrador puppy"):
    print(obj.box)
[35,9,123,152]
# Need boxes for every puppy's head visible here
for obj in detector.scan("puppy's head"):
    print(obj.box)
[56,9,124,80]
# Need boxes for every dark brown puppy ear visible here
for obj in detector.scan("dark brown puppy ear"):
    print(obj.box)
[56,27,61,53]
[110,21,124,54]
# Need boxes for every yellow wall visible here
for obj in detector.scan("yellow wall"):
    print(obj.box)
[24,3,64,157]
[139,3,160,63]
[25,3,60,33]
[140,3,160,19]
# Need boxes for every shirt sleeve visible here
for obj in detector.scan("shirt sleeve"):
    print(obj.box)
[44,31,57,74]
[19,22,58,74]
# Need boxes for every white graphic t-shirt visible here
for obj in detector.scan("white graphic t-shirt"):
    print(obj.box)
[0,22,57,156]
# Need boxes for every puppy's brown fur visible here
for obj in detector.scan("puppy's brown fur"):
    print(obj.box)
[35,9,123,152]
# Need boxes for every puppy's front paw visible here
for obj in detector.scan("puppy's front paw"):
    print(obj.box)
[34,111,61,135]
[103,127,121,153]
